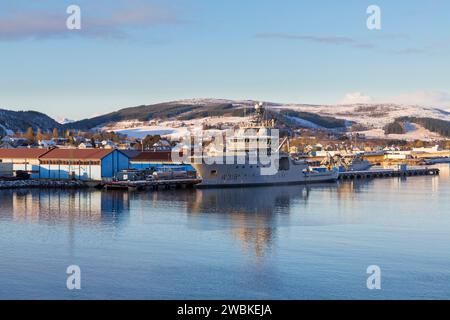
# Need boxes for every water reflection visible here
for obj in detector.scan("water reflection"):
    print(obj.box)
[0,166,448,262]
[1,168,450,299]
[186,185,316,258]
[0,189,131,225]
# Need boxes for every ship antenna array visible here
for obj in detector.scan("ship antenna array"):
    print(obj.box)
[254,102,266,125]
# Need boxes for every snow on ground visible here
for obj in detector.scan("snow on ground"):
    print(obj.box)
[274,103,450,128]
[357,123,443,141]
[97,100,449,141]
[114,126,181,139]
[56,117,75,125]
[174,98,252,106]
[0,124,14,136]
[102,116,252,139]
[285,115,323,129]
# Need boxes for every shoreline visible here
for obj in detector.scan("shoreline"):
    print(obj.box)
[0,179,89,189]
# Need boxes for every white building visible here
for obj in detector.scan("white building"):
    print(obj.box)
[412,145,441,153]
[78,142,93,149]
[101,140,116,149]
[38,140,56,148]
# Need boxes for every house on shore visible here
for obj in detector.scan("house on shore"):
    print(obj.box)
[38,149,130,181]
[0,137,31,148]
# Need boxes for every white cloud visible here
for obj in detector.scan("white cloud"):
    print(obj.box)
[340,92,372,104]
[0,0,181,41]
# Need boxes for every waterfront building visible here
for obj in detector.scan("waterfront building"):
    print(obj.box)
[384,150,412,160]
[0,148,51,178]
[0,147,196,181]
[119,149,140,159]
[38,148,130,181]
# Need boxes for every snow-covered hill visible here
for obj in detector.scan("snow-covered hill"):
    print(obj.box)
[99,99,450,140]
[2,99,450,141]
[0,109,61,135]
[101,116,252,139]
[274,103,450,129]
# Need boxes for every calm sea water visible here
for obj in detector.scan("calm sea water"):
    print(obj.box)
[0,164,449,299]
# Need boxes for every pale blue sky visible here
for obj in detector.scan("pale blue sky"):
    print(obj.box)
[1,0,449,120]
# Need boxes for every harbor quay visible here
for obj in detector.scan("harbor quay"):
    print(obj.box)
[0,179,87,189]
[0,146,443,191]
[0,148,196,189]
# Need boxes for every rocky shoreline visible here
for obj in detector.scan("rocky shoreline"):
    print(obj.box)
[0,179,88,189]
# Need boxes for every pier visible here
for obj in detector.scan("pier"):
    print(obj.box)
[104,178,201,191]
[338,167,439,180]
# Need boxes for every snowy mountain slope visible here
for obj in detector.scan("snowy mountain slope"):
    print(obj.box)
[95,100,450,139]
[0,109,61,135]
[2,99,450,140]
[274,103,450,129]
[101,116,252,139]
[357,124,443,141]
[284,115,323,129]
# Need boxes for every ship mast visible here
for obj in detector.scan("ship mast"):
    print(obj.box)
[254,102,273,127]
[254,102,264,126]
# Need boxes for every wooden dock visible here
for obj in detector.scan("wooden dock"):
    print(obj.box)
[338,167,439,180]
[104,178,201,191]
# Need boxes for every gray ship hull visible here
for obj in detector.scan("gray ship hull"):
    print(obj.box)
[192,160,338,188]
